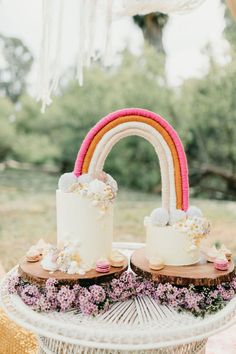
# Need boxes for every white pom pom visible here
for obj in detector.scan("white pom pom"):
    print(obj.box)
[169,209,186,225]
[187,206,203,218]
[106,173,118,193]
[150,208,169,227]
[88,179,107,194]
[77,173,93,184]
[58,172,77,192]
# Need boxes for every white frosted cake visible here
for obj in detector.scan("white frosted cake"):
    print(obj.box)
[56,190,113,268]
[145,225,199,266]
[144,207,211,267]
[53,171,117,273]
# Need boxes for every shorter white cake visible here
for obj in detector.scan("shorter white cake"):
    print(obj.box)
[57,190,113,268]
[144,207,211,267]
[145,222,200,266]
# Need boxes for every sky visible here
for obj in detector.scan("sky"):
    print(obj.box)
[0,0,229,94]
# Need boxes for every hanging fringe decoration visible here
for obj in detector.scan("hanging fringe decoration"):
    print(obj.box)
[118,0,206,17]
[37,0,53,113]
[76,0,85,86]
[37,0,206,112]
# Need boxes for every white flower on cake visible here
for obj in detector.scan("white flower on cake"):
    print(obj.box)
[88,179,107,195]
[58,172,77,192]
[106,173,118,193]
[150,208,169,226]
[41,248,59,272]
[174,216,211,248]
[58,171,117,213]
[67,261,83,275]
[77,173,93,184]
[40,241,97,275]
[187,206,203,218]
[169,209,186,225]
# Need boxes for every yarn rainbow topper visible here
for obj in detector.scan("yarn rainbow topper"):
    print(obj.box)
[73,108,189,211]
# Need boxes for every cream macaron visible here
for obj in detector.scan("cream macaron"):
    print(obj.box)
[219,244,232,261]
[109,250,125,268]
[26,248,42,263]
[149,257,165,271]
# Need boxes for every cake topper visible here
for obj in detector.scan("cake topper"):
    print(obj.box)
[73,108,189,212]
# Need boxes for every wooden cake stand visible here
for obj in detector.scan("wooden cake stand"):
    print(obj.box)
[130,248,235,286]
[19,257,128,286]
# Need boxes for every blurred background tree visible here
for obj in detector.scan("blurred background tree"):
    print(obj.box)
[0,35,33,103]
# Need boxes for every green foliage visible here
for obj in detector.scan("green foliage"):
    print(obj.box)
[174,57,236,199]
[0,35,33,102]
[0,38,236,199]
[224,7,236,48]
[0,97,15,161]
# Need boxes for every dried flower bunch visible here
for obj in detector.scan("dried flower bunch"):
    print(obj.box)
[174,216,211,248]
[58,171,118,213]
[41,241,91,275]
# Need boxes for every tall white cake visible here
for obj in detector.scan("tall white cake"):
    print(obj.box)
[56,190,113,268]
[54,172,117,272]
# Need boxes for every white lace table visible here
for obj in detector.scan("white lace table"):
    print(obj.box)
[1,242,236,354]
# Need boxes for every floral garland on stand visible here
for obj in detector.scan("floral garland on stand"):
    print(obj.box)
[7,271,236,318]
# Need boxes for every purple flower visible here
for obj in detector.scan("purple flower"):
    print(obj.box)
[231,277,236,290]
[21,285,41,307]
[80,299,99,316]
[209,290,219,299]
[37,294,52,312]
[46,278,58,288]
[89,285,106,304]
[57,285,75,311]
[73,283,82,293]
[184,292,202,311]
[7,275,19,294]
[154,283,166,298]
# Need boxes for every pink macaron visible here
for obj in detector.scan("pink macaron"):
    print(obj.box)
[214,258,229,271]
[96,259,110,273]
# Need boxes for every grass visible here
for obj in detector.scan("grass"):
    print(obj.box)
[1,169,236,271]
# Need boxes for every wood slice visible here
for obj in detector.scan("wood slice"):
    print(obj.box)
[130,248,235,287]
[18,257,128,287]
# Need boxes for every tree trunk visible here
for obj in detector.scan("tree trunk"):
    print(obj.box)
[133,13,168,52]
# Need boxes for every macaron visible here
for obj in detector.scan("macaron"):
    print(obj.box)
[149,257,165,271]
[220,244,232,261]
[26,248,42,263]
[109,250,125,268]
[96,259,110,273]
[214,258,229,271]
